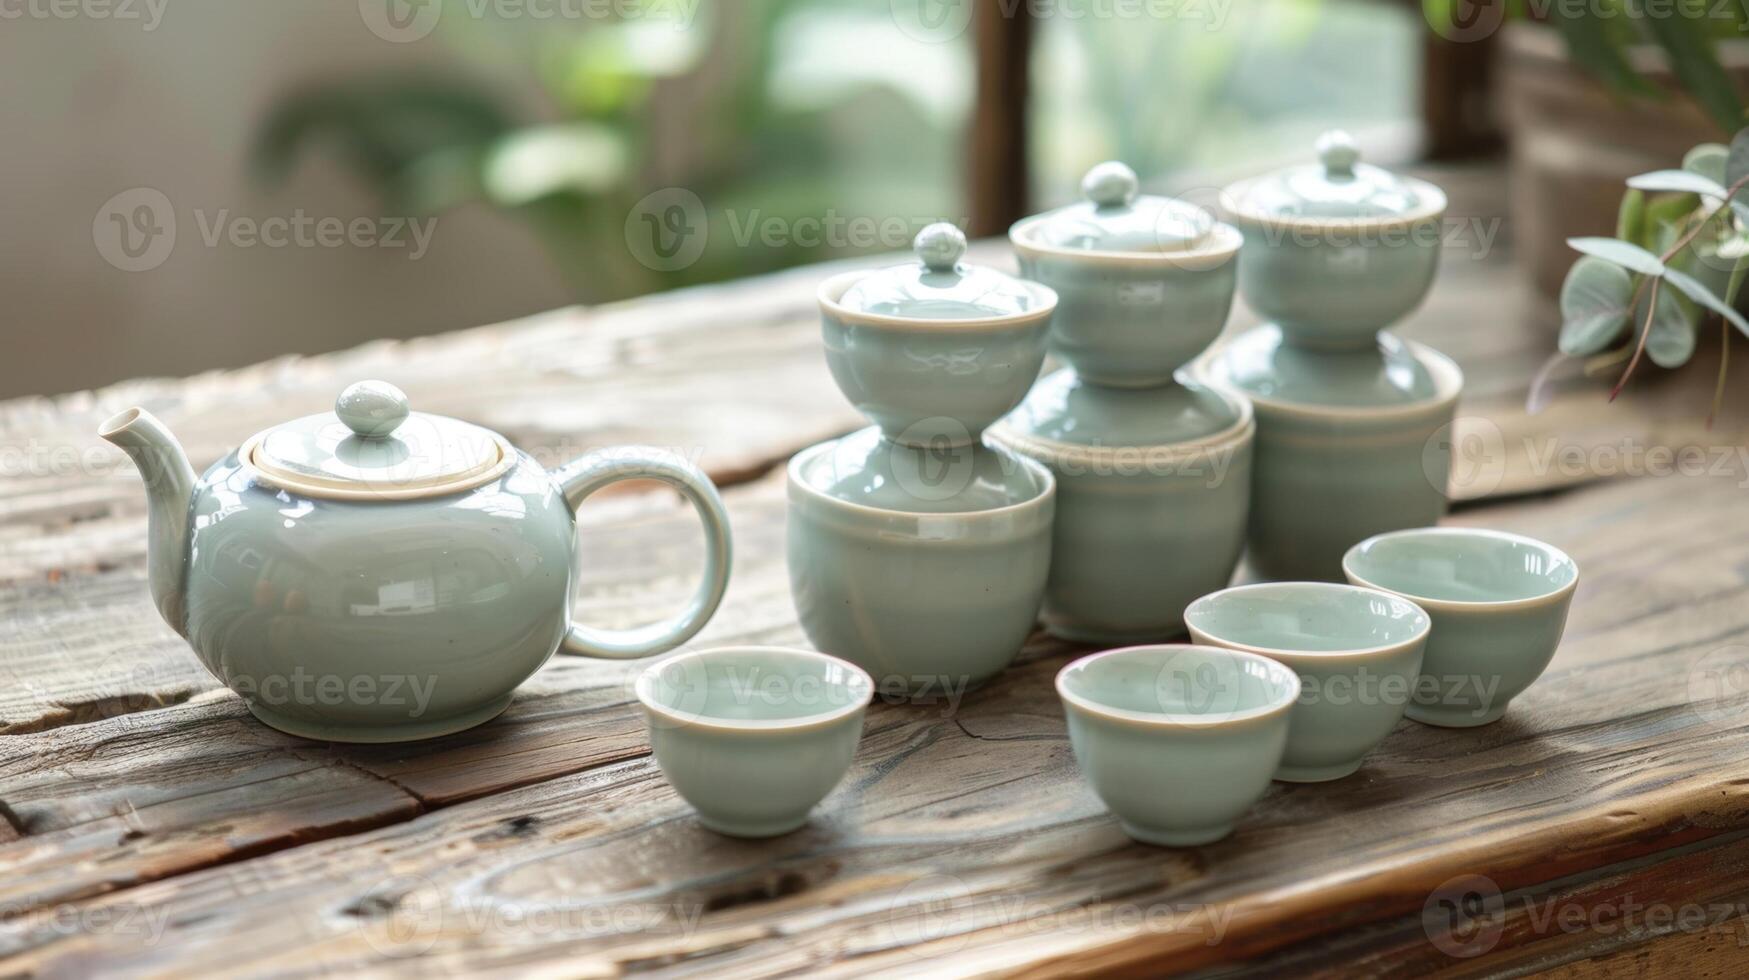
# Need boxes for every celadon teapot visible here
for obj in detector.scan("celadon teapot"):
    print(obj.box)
[100,380,733,743]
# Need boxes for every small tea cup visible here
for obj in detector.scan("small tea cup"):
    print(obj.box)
[1186,582,1430,782]
[1344,527,1578,727]
[636,646,873,837]
[1056,644,1299,846]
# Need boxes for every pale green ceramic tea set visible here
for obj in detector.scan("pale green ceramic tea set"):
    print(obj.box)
[101,132,1578,846]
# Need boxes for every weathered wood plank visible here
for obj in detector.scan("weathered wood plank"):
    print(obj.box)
[3,470,1747,976]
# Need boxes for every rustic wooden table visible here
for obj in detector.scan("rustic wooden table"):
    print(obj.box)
[5,167,1749,977]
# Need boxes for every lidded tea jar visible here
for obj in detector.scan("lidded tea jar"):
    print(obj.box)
[992,163,1252,641]
[790,224,1057,693]
[1009,161,1244,388]
[1198,132,1463,581]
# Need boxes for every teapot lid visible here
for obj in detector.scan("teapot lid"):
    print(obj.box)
[1025,161,1214,252]
[836,223,1039,319]
[245,380,514,500]
[1223,131,1430,221]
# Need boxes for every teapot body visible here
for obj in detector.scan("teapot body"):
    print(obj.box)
[180,449,575,742]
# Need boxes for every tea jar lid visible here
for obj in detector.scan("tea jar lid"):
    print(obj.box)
[1025,161,1215,252]
[836,223,1040,319]
[1223,131,1430,221]
[997,369,1246,451]
[1204,324,1448,409]
[244,380,514,500]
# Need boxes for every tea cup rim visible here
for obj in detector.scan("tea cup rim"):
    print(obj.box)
[1217,173,1448,232]
[1183,581,1432,661]
[786,436,1057,523]
[1192,332,1464,422]
[635,646,875,734]
[1342,527,1580,612]
[817,269,1058,331]
[1008,216,1243,268]
[1055,644,1301,730]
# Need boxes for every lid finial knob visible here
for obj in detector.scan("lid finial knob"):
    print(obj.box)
[914,222,967,272]
[1317,130,1359,178]
[336,380,410,439]
[1082,161,1139,208]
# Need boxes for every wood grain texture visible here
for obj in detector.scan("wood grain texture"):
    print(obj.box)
[4,167,1749,976]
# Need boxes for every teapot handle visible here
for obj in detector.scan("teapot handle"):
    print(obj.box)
[555,447,733,659]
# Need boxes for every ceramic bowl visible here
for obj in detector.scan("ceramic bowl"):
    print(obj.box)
[637,646,873,837]
[786,430,1054,696]
[1185,582,1430,782]
[1344,528,1578,727]
[817,270,1055,447]
[1057,644,1299,846]
[1009,219,1241,389]
[1194,325,1463,582]
[1220,157,1446,350]
[990,370,1253,643]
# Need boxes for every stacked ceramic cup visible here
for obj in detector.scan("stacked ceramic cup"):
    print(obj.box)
[988,162,1253,643]
[1195,131,1464,581]
[787,224,1058,696]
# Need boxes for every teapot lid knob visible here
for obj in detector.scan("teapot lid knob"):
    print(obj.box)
[1317,130,1359,178]
[1082,161,1138,208]
[913,222,967,272]
[336,380,409,439]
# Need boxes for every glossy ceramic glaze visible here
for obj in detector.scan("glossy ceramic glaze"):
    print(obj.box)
[1195,325,1463,582]
[1185,582,1430,782]
[98,394,733,743]
[1057,644,1299,845]
[1220,132,1447,350]
[818,227,1056,447]
[990,370,1253,642]
[786,431,1054,696]
[637,647,872,837]
[1009,221,1242,389]
[1344,528,1578,727]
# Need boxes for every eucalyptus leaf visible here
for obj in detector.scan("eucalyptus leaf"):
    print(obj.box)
[1728,254,1749,306]
[1567,236,1666,276]
[1642,282,1700,369]
[1559,256,1635,356]
[1727,128,1749,188]
[1627,169,1728,199]
[1663,264,1749,340]
[1684,143,1729,186]
[1616,188,1646,246]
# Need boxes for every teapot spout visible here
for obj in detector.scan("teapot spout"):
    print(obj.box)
[99,408,196,637]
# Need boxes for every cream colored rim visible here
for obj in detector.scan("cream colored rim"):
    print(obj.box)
[989,385,1254,468]
[1055,645,1301,730]
[785,438,1057,522]
[1342,527,1581,613]
[817,270,1058,331]
[1184,582,1432,662]
[1218,175,1448,232]
[1009,217,1242,269]
[1192,335,1464,423]
[636,647,874,734]
[240,428,518,501]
